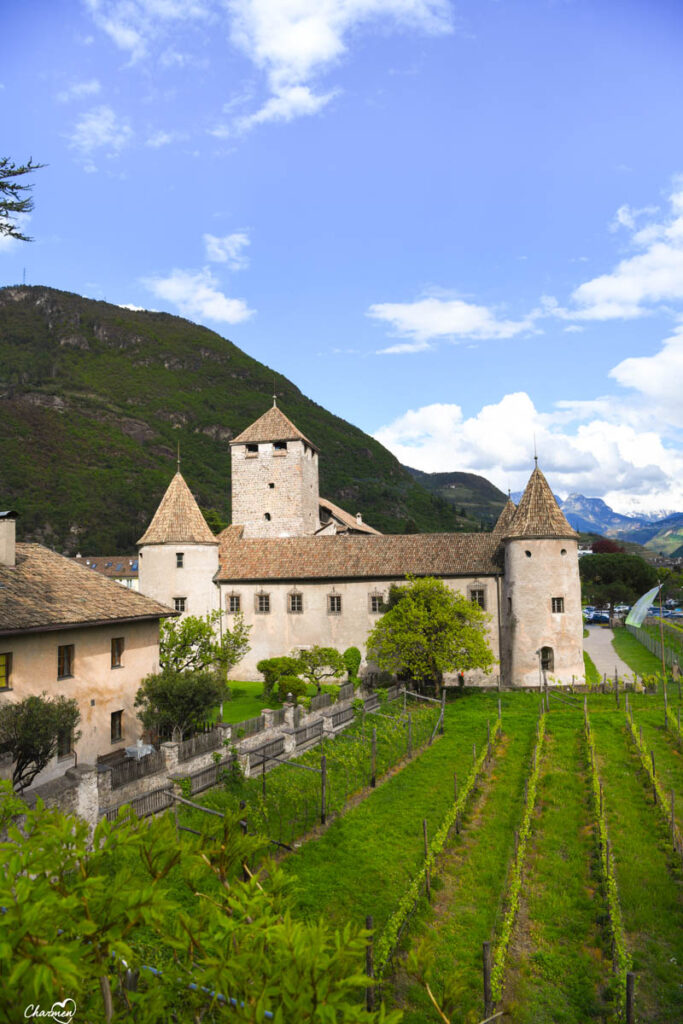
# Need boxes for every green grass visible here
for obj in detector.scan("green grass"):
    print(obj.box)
[631,708,683,832]
[215,680,282,722]
[502,714,612,1023]
[390,709,537,1023]
[591,714,683,1022]
[583,651,600,686]
[611,629,664,678]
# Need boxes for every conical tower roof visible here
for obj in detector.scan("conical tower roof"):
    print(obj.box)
[504,465,577,540]
[230,402,318,451]
[137,472,217,545]
[492,498,517,540]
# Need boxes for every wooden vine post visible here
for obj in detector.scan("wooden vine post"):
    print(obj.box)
[482,941,493,1018]
[423,819,431,900]
[626,972,635,1024]
[407,713,413,757]
[365,915,375,1012]
[651,749,657,805]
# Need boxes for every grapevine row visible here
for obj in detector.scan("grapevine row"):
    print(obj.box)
[626,714,683,862]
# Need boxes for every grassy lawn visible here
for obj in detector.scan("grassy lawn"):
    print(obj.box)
[584,650,600,686]
[611,629,664,679]
[389,708,537,1023]
[213,680,347,724]
[592,713,683,1023]
[502,713,612,1023]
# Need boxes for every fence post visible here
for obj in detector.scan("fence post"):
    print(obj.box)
[626,972,635,1024]
[651,750,657,805]
[321,754,327,825]
[498,696,502,721]
[423,819,431,900]
[262,754,267,799]
[365,915,375,1012]
[440,690,446,734]
[599,781,603,817]
[483,941,493,1018]
[371,727,377,788]
[407,713,413,757]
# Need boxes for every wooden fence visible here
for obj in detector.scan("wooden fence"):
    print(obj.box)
[626,624,679,668]
[338,681,355,703]
[101,784,172,821]
[177,728,223,763]
[364,694,380,713]
[331,706,354,730]
[233,714,265,739]
[310,692,332,712]
[294,719,323,747]
[249,736,286,770]
[269,707,287,727]
[184,757,237,796]
[110,750,165,790]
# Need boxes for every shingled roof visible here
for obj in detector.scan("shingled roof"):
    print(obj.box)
[318,497,382,535]
[0,543,174,636]
[505,466,578,540]
[74,554,138,579]
[491,498,517,540]
[137,472,217,546]
[230,404,318,451]
[216,526,501,581]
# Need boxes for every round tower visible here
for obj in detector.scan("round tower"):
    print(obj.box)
[501,464,584,687]
[230,401,320,538]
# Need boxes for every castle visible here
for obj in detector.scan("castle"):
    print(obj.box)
[137,402,584,687]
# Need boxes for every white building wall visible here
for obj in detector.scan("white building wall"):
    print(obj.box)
[503,538,584,687]
[0,619,162,789]
[219,575,501,683]
[138,543,219,619]
[231,440,320,538]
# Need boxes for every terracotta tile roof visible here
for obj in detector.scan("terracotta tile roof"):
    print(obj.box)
[318,497,382,535]
[74,555,139,579]
[491,499,517,540]
[230,404,318,451]
[137,472,217,546]
[505,466,578,540]
[216,526,501,581]
[0,543,174,636]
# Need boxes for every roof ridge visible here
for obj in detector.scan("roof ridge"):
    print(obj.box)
[504,466,577,539]
[137,471,217,546]
[230,405,318,450]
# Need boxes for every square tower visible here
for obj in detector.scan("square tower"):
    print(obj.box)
[230,403,320,538]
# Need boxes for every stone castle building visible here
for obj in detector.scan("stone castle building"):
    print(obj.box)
[137,403,584,687]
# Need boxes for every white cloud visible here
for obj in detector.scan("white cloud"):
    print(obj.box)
[374,391,683,514]
[145,129,184,147]
[368,296,540,351]
[142,267,254,323]
[569,183,683,320]
[610,320,683,429]
[68,105,133,159]
[227,0,452,127]
[56,78,101,103]
[203,231,250,268]
[609,203,658,233]
[84,0,211,60]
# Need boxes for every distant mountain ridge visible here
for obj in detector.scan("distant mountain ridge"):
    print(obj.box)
[0,285,474,552]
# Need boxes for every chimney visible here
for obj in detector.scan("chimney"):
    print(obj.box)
[356,512,363,524]
[0,511,17,567]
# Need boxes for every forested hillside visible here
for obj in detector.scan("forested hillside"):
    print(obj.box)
[0,286,477,552]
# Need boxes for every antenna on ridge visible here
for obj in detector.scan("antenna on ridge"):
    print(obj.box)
[177,442,181,471]
[273,377,277,407]
[533,433,538,467]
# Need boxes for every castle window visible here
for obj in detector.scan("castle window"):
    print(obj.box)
[228,594,241,613]
[369,593,384,613]
[525,550,532,558]
[256,593,271,614]
[57,727,74,760]
[111,637,124,668]
[328,594,342,615]
[246,444,258,457]
[469,587,486,610]
[560,549,567,556]
[269,482,275,489]
[551,597,565,614]
[176,552,184,568]
[540,646,554,672]
[264,512,271,521]
[0,652,11,690]
[58,644,74,679]
[273,441,287,455]
[111,710,123,743]
[289,592,303,614]
[174,597,186,612]
[508,597,512,613]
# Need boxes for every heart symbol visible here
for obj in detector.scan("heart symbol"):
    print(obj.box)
[50,1000,76,1024]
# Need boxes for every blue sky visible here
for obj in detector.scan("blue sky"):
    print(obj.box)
[3,0,683,513]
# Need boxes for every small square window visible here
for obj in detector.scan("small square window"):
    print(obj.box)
[58,644,74,679]
[552,597,565,614]
[111,637,124,668]
[57,728,73,759]
[289,593,303,614]
[328,594,342,615]
[111,710,123,743]
[174,597,186,613]
[256,594,270,614]
[0,652,11,691]
[228,594,241,613]
[176,552,184,568]
[273,441,287,453]
[246,444,258,456]
[470,588,486,610]
[369,595,384,613]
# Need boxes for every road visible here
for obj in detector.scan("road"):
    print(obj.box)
[583,624,632,680]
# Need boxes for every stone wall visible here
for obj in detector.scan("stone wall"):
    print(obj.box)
[231,439,320,538]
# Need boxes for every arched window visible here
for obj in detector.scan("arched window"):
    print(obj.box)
[540,646,554,672]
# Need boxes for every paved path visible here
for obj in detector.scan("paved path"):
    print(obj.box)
[583,625,632,680]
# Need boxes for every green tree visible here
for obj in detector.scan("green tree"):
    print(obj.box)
[580,552,658,614]
[214,611,251,681]
[135,669,223,740]
[256,656,302,699]
[160,611,219,674]
[296,646,346,694]
[343,645,362,679]
[367,576,494,695]
[0,157,44,241]
[0,784,401,1023]
[0,694,80,792]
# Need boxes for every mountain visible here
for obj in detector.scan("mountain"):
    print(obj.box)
[403,467,508,526]
[0,285,471,552]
